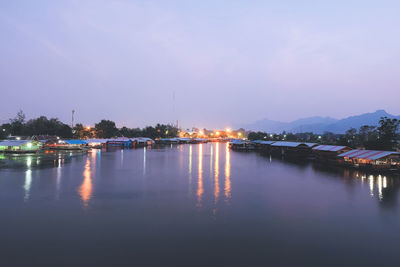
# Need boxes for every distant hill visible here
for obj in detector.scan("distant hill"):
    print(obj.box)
[240,110,400,134]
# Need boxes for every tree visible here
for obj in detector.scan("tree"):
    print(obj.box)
[247,131,268,141]
[345,128,358,147]
[377,117,400,151]
[9,110,27,136]
[95,120,118,138]
[358,125,378,149]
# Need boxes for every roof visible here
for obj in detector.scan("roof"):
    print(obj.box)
[338,149,400,160]
[229,140,247,145]
[133,137,154,143]
[63,140,88,145]
[0,140,39,146]
[312,145,350,152]
[271,141,317,148]
[252,140,275,145]
[86,139,108,144]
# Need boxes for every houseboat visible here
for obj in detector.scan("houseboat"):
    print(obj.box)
[337,149,400,172]
[270,141,317,158]
[106,138,135,149]
[86,139,108,148]
[0,140,43,154]
[251,140,275,151]
[312,145,352,164]
[133,137,154,147]
[229,140,255,151]
[49,140,89,151]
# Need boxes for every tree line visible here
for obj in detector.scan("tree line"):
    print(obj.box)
[0,110,179,140]
[247,117,400,151]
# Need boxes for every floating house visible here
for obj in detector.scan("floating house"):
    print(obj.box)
[0,140,42,153]
[48,139,89,150]
[270,141,317,157]
[251,140,275,151]
[85,139,108,148]
[229,140,254,151]
[106,138,135,148]
[133,137,154,147]
[338,149,400,171]
[312,145,352,163]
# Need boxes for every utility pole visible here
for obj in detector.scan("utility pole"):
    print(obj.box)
[71,110,75,129]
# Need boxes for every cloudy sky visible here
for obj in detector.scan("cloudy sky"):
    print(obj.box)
[1,0,399,128]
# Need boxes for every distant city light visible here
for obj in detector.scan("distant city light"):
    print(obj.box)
[226,128,232,133]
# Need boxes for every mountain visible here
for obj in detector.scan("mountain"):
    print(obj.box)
[240,110,400,134]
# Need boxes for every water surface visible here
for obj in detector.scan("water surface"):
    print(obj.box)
[1,143,400,266]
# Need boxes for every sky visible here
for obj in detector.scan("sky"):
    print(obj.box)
[1,0,400,129]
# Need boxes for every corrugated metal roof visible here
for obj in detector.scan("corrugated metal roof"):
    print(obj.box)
[271,141,316,148]
[338,149,400,160]
[64,140,88,145]
[86,139,108,144]
[252,140,275,145]
[0,140,37,146]
[230,140,247,145]
[312,145,350,152]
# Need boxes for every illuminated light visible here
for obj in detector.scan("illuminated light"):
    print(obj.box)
[318,136,322,139]
[270,134,273,137]
[2,129,5,132]
[27,143,32,148]
[16,137,21,140]
[383,176,387,188]
[238,132,242,137]
[199,130,204,135]
[226,128,232,133]
[86,126,91,130]
[216,131,220,136]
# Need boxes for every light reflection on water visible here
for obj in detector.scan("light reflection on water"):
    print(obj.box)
[196,143,204,207]
[224,142,231,202]
[78,151,96,207]
[0,143,399,207]
[2,143,400,265]
[214,142,220,205]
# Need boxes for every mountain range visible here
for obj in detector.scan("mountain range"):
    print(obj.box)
[239,110,400,134]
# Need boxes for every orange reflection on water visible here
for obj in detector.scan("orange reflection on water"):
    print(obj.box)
[197,144,203,206]
[78,155,94,207]
[224,142,231,200]
[214,142,220,203]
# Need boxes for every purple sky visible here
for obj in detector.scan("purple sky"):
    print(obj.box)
[1,0,399,129]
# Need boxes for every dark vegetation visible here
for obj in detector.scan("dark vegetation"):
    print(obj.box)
[0,110,178,140]
[248,117,400,151]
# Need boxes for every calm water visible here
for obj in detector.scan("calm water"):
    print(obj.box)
[1,143,400,266]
